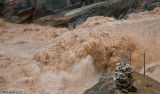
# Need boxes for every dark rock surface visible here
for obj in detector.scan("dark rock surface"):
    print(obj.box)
[0,0,5,15]
[84,72,160,94]
[1,0,36,23]
[32,0,52,20]
[35,0,160,28]
[1,0,71,23]
[1,0,160,26]
[33,0,71,20]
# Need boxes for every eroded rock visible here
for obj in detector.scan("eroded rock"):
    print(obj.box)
[35,0,160,28]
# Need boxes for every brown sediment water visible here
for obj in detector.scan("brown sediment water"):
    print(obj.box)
[0,8,160,94]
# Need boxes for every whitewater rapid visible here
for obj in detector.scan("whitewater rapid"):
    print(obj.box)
[0,8,160,94]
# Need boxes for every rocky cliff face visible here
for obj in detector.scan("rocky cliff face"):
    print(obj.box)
[1,0,160,26]
[0,0,71,23]
[35,0,160,28]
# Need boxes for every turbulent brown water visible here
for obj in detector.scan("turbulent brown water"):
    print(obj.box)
[0,8,160,94]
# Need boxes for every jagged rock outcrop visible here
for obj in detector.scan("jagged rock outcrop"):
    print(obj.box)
[1,0,160,25]
[84,72,160,94]
[35,1,134,28]
[1,0,71,23]
[35,0,160,28]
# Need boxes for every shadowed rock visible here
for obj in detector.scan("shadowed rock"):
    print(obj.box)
[1,0,160,25]
[35,0,160,28]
